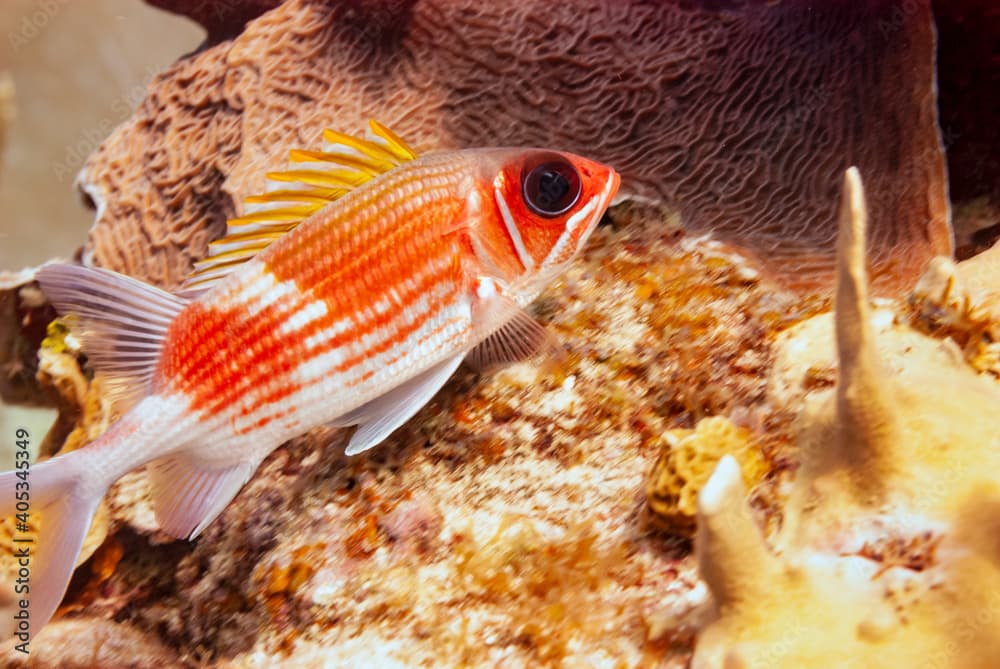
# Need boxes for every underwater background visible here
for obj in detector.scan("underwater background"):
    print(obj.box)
[0,0,198,448]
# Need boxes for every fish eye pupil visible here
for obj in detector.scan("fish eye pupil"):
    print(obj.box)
[522,158,581,217]
[537,170,569,207]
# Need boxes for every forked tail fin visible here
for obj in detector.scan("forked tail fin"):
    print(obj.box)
[0,447,107,642]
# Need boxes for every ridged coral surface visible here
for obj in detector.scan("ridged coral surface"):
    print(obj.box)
[81,0,947,294]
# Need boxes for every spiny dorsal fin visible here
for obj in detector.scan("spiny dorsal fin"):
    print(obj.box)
[183,120,418,293]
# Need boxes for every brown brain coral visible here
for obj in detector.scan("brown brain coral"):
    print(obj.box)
[84,0,947,294]
[692,169,1000,668]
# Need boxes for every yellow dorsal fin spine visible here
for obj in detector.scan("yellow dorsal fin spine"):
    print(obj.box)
[183,121,419,292]
[288,149,393,175]
[322,128,406,165]
[265,169,370,190]
[208,228,297,247]
[244,189,342,205]
[224,205,326,227]
[369,119,418,161]
[197,244,274,264]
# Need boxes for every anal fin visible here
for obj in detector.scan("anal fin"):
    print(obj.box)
[148,455,256,539]
[343,353,464,455]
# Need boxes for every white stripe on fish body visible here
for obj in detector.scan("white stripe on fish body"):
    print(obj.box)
[301,314,355,350]
[278,298,331,336]
[195,258,287,316]
[194,227,472,440]
[209,252,474,441]
[287,284,470,418]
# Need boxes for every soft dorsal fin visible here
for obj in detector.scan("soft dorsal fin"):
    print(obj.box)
[36,264,188,410]
[184,120,418,292]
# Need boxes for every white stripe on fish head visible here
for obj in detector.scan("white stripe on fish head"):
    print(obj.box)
[494,183,535,273]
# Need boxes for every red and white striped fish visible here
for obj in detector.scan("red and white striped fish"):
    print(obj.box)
[0,121,619,638]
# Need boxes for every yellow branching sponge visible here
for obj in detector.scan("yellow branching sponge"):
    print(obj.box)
[693,168,1000,669]
[646,416,767,532]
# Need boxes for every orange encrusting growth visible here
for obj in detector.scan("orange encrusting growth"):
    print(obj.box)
[157,154,476,424]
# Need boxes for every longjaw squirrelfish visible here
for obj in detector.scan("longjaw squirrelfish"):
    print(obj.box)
[0,121,619,639]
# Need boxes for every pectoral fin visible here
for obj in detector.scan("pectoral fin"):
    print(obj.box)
[343,353,464,455]
[467,279,560,370]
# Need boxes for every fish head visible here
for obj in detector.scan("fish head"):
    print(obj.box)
[468,148,620,293]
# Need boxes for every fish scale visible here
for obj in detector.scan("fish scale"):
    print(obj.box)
[0,124,619,641]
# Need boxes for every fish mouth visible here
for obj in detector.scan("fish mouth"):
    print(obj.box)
[578,169,621,245]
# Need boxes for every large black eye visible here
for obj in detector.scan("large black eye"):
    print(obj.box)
[521,157,581,217]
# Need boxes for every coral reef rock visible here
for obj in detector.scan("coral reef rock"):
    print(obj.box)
[0,268,57,407]
[909,240,1000,376]
[693,169,1000,669]
[87,0,947,294]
